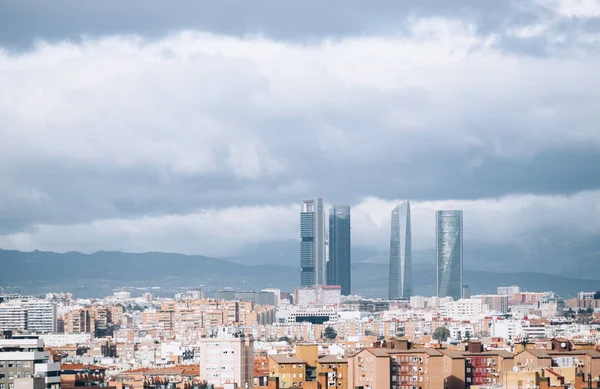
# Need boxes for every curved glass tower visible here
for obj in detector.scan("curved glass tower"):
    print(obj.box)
[436,210,463,300]
[389,201,412,300]
[327,205,351,295]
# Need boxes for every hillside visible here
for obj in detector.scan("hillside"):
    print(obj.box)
[1,249,598,298]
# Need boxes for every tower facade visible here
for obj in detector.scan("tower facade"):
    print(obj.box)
[388,201,412,299]
[436,210,463,300]
[301,198,326,287]
[327,205,351,295]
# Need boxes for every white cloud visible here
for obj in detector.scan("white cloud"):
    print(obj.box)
[536,0,600,18]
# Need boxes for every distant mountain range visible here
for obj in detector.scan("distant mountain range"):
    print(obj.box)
[227,236,600,278]
[1,249,598,298]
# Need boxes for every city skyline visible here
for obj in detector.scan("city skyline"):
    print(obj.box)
[388,201,412,300]
[327,205,351,296]
[436,210,464,301]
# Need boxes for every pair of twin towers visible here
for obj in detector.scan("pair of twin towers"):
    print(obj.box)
[300,199,463,301]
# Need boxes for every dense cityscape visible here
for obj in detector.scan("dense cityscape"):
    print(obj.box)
[2,199,600,389]
[3,1,600,389]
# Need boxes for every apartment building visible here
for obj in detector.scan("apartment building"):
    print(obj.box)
[0,334,61,389]
[0,300,56,334]
[317,355,348,389]
[198,329,253,388]
[268,355,306,388]
[347,338,515,389]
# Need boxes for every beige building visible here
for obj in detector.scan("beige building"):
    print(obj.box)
[268,354,306,388]
[198,329,254,388]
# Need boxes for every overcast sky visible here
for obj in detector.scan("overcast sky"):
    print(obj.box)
[0,0,599,258]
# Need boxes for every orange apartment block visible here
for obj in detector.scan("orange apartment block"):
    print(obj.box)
[317,355,348,389]
[269,354,306,388]
[348,338,516,389]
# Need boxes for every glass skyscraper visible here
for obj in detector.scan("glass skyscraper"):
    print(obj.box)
[436,210,463,300]
[388,201,412,300]
[327,205,351,295]
[300,198,326,287]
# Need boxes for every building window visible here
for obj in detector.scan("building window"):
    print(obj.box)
[8,384,13,389]
[0,384,4,389]
[8,361,14,368]
[16,361,21,368]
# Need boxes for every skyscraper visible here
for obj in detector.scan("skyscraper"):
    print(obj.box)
[436,210,463,300]
[301,198,326,287]
[389,201,412,299]
[327,205,351,295]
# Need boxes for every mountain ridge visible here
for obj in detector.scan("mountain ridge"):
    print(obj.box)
[1,248,599,298]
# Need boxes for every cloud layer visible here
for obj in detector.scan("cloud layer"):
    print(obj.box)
[0,0,599,262]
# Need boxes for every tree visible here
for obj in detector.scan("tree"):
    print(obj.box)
[465,331,472,340]
[324,326,337,340]
[432,327,450,344]
[586,307,594,314]
[278,336,292,344]
[365,329,375,337]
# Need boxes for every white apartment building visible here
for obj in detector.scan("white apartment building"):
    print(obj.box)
[294,286,341,307]
[409,296,453,309]
[38,333,91,347]
[440,299,485,320]
[490,318,547,340]
[497,286,520,296]
[198,328,253,389]
[0,300,56,334]
[0,335,61,389]
[23,301,56,334]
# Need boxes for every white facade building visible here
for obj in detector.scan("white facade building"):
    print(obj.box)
[440,299,485,320]
[198,328,253,388]
[294,285,341,307]
[497,286,520,296]
[0,300,56,334]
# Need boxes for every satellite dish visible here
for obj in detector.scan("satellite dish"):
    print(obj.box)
[561,342,566,348]
[512,366,519,372]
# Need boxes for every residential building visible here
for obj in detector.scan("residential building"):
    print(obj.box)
[294,285,342,307]
[268,354,306,388]
[472,294,509,313]
[498,285,521,296]
[0,300,56,334]
[301,198,326,287]
[440,299,484,320]
[327,205,351,295]
[0,334,61,389]
[198,328,253,388]
[317,355,348,389]
[436,210,463,300]
[389,201,412,300]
